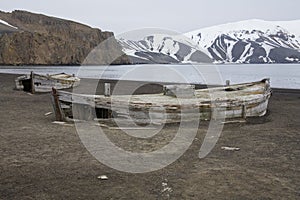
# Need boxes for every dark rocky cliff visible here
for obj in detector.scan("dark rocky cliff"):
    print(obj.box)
[0,10,130,65]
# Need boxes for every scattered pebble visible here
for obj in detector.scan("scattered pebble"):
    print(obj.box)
[161,179,173,196]
[97,175,108,180]
[221,146,240,151]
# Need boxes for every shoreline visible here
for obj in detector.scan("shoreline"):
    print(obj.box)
[2,72,300,94]
[1,62,300,66]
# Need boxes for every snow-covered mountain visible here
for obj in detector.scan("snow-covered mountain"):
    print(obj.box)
[118,34,212,64]
[187,19,300,63]
[119,19,300,64]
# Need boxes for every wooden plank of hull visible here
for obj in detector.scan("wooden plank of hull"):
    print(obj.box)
[125,96,270,123]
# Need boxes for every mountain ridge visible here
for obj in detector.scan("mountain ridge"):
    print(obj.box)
[120,19,300,64]
[0,11,299,65]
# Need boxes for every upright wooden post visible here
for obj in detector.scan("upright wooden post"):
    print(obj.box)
[104,83,111,97]
[51,87,64,121]
[242,104,247,119]
[30,71,35,94]
[226,80,230,86]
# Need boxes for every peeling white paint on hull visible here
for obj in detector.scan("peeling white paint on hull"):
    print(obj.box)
[51,79,271,123]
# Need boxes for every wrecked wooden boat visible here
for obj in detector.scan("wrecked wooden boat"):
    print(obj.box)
[51,79,271,123]
[15,72,80,93]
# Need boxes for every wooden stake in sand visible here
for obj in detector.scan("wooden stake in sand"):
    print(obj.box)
[51,87,64,121]
[30,71,35,94]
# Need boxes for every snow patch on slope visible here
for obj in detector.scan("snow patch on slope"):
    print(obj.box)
[0,19,18,29]
[276,20,300,38]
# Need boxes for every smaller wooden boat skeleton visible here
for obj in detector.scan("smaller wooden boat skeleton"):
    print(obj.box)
[15,72,80,93]
[51,79,271,123]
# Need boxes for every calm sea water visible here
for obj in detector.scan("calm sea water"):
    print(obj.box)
[0,64,299,89]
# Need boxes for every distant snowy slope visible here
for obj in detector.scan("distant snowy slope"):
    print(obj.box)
[185,19,300,63]
[119,19,300,64]
[119,34,212,64]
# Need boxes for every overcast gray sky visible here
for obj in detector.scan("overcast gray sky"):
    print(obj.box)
[1,0,300,34]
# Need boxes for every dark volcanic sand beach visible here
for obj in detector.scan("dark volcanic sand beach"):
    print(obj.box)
[0,73,299,199]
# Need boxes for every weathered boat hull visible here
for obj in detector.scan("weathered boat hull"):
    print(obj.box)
[51,79,271,123]
[15,72,80,93]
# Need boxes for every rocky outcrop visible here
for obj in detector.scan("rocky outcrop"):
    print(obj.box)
[0,10,130,65]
